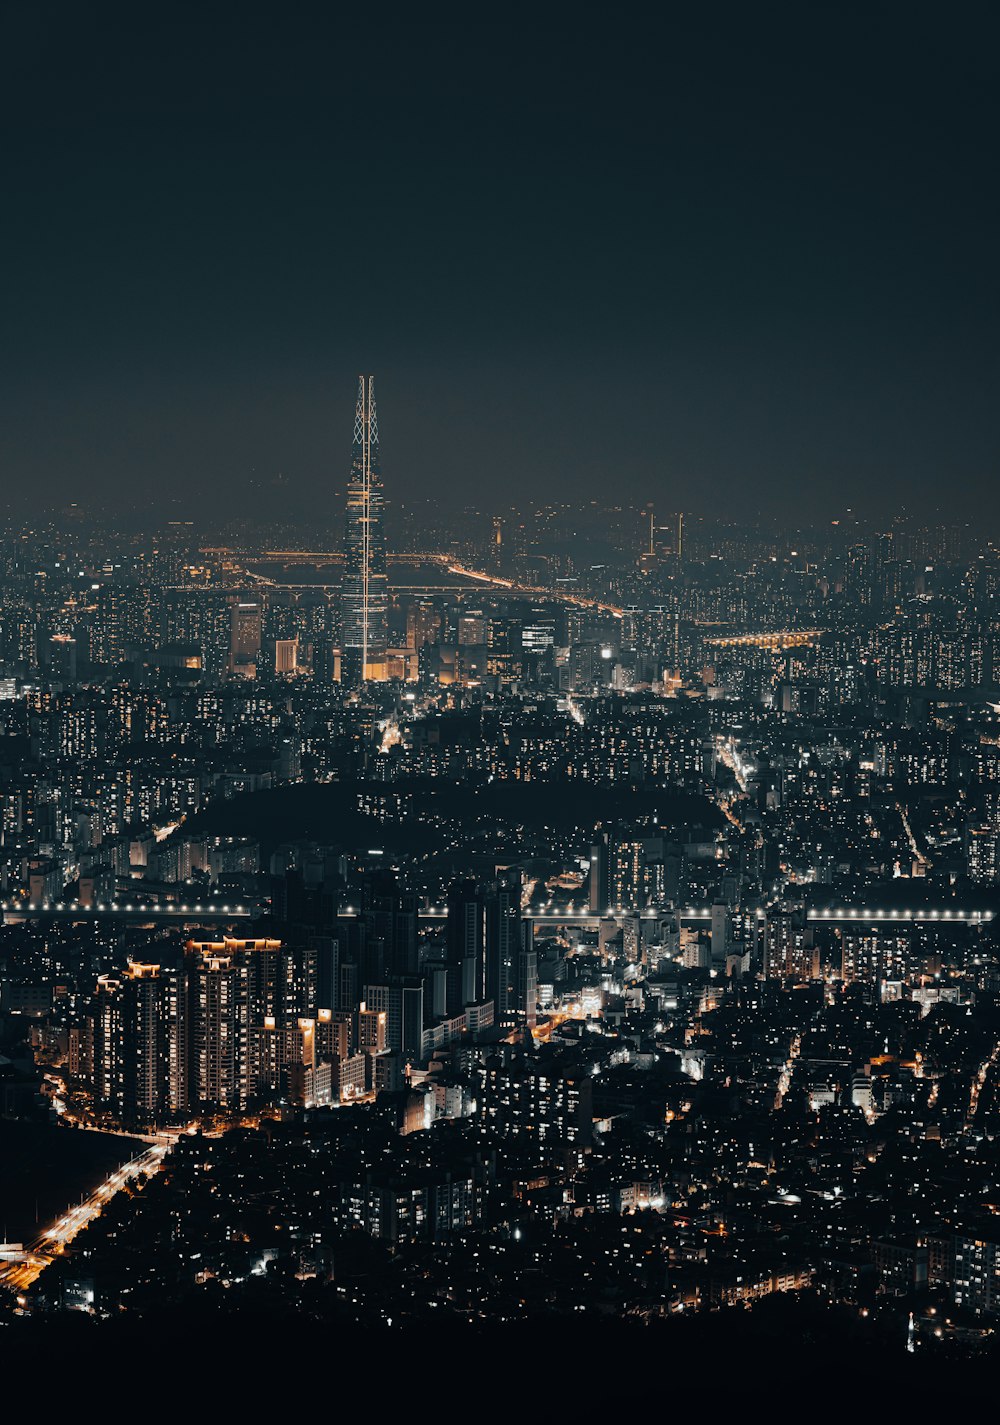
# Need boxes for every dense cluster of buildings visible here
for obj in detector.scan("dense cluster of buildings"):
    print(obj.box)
[2,386,1000,1347]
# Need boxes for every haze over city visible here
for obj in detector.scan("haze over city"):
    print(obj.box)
[2,3,998,521]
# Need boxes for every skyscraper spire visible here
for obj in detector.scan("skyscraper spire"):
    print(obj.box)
[342,375,388,681]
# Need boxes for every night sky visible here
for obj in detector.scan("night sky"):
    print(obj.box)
[2,3,998,523]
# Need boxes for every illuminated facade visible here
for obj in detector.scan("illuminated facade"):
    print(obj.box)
[341,374,388,680]
[229,597,263,677]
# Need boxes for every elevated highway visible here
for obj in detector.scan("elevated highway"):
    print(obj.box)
[2,900,256,924]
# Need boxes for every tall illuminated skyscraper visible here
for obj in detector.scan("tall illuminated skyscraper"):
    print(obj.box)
[341,375,388,680]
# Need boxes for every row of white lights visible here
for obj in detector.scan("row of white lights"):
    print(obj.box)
[7,902,983,920]
[811,907,994,922]
[400,907,714,918]
[2,902,251,914]
[394,905,995,923]
[529,906,995,921]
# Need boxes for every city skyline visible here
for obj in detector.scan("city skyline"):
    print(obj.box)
[2,489,1000,1376]
[5,0,1000,1392]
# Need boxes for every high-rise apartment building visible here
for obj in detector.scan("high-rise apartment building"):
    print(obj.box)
[446,879,486,1013]
[121,962,166,1127]
[485,868,523,1029]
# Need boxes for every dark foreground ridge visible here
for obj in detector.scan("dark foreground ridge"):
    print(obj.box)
[3,1303,995,1409]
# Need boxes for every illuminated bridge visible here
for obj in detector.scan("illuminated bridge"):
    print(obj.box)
[2,900,256,924]
[251,550,446,564]
[202,549,447,565]
[6,902,992,929]
[388,906,997,928]
[804,906,995,926]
